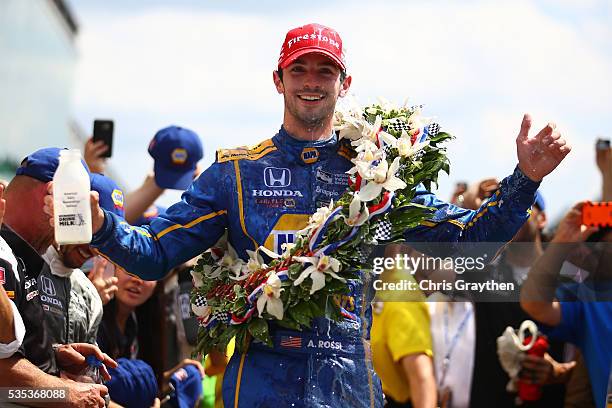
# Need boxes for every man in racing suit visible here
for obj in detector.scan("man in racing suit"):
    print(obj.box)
[80,23,571,407]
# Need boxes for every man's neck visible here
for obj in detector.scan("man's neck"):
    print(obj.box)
[282,118,334,141]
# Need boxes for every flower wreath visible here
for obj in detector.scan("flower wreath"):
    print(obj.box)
[190,99,453,355]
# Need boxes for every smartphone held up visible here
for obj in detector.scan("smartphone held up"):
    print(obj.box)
[93,119,114,158]
[582,202,612,227]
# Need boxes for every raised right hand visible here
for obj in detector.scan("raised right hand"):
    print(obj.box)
[88,256,118,305]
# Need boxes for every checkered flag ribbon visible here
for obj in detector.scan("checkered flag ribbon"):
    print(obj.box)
[356,245,374,264]
[373,220,393,241]
[194,293,207,307]
[385,118,410,134]
[212,311,230,324]
[427,123,440,137]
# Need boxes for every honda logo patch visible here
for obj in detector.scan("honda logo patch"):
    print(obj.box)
[264,167,291,188]
[40,275,56,296]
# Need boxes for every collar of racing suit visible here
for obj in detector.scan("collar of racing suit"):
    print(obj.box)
[42,246,73,278]
[272,126,339,164]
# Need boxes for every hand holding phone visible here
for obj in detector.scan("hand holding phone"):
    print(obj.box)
[93,119,114,158]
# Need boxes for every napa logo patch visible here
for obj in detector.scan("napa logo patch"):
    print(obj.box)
[171,148,188,164]
[0,267,4,285]
[301,147,319,164]
[112,189,124,209]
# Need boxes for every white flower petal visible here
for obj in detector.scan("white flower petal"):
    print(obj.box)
[257,294,267,317]
[378,131,397,148]
[328,257,341,273]
[357,182,383,202]
[293,265,315,286]
[266,297,284,320]
[293,256,318,265]
[383,177,407,192]
[309,270,327,294]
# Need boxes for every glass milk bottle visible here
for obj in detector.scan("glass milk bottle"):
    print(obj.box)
[53,149,92,244]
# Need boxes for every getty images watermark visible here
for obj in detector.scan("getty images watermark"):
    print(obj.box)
[371,253,517,294]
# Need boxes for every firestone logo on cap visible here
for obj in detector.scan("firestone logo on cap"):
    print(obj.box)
[171,148,188,165]
[278,23,346,71]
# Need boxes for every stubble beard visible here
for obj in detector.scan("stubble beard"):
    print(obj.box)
[286,93,337,133]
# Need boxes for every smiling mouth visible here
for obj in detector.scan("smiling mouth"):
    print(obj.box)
[298,94,324,101]
[126,287,141,295]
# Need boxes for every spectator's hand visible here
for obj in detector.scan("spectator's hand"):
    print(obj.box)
[55,343,118,381]
[520,353,576,385]
[517,114,571,182]
[552,202,599,243]
[151,398,161,408]
[65,379,108,408]
[163,358,205,381]
[84,137,109,174]
[43,182,107,234]
[88,256,118,305]
[519,354,553,384]
[449,182,467,206]
[596,143,612,176]
[462,178,499,210]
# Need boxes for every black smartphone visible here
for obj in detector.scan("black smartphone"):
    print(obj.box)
[93,119,114,158]
[596,138,610,151]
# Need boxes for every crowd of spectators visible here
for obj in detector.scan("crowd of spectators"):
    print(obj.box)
[0,126,610,408]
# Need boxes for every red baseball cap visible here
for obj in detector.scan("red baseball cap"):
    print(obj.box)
[278,23,346,71]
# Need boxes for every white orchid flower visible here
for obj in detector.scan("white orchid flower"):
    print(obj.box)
[190,270,205,288]
[245,248,267,272]
[362,115,383,142]
[292,255,345,294]
[202,264,223,279]
[256,272,284,320]
[357,157,407,202]
[397,130,430,158]
[298,200,336,235]
[345,195,369,227]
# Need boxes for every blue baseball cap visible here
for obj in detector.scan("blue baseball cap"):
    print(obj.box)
[106,358,158,408]
[135,204,167,226]
[91,173,125,218]
[16,147,90,183]
[534,191,546,212]
[148,126,203,190]
[169,364,203,408]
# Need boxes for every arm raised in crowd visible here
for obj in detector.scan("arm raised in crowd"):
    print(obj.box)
[123,174,164,225]
[595,140,612,201]
[520,202,597,326]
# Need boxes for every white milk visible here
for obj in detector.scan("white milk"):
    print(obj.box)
[53,149,92,244]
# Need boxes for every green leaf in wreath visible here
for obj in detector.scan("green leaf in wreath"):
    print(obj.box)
[248,318,273,347]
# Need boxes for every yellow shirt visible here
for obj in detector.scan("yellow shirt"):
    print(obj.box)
[204,338,235,408]
[371,301,433,404]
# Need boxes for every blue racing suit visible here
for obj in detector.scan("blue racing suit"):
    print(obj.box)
[92,126,540,407]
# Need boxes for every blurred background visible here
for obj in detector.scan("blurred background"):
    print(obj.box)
[1,0,610,220]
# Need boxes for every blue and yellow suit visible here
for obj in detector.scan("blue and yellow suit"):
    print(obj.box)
[92,127,540,407]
